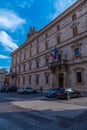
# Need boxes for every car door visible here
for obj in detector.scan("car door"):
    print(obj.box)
[25,88,30,93]
[26,88,33,93]
[72,90,78,97]
[70,89,77,98]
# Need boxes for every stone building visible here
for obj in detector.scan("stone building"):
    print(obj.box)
[0,69,8,86]
[10,0,87,91]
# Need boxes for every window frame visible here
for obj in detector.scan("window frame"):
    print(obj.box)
[45,75,49,84]
[75,48,80,57]
[73,26,78,36]
[57,35,61,44]
[72,13,76,21]
[76,72,82,83]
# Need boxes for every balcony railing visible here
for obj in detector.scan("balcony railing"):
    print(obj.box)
[49,59,67,72]
[9,72,17,78]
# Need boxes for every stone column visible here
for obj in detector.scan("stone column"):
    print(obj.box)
[9,76,12,87]
[63,71,67,88]
[55,68,59,88]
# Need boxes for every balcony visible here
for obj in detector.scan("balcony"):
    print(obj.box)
[9,72,17,78]
[49,59,67,73]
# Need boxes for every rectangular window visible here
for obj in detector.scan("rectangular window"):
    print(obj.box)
[20,55,21,62]
[24,48,26,60]
[36,76,39,84]
[23,76,25,84]
[24,53,26,60]
[16,57,17,64]
[46,58,49,66]
[45,33,48,38]
[76,72,82,83]
[45,41,48,49]
[29,63,31,70]
[29,76,31,84]
[36,61,39,68]
[73,26,78,36]
[19,66,20,72]
[57,36,60,44]
[30,50,31,57]
[15,67,17,73]
[72,13,76,21]
[37,39,39,44]
[75,48,80,57]
[58,54,61,61]
[30,44,32,48]
[37,46,39,54]
[57,25,60,31]
[24,64,26,72]
[46,75,49,84]
[18,77,20,85]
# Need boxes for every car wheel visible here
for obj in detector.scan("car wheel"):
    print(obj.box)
[78,93,81,97]
[53,93,56,97]
[34,90,36,93]
[67,94,70,100]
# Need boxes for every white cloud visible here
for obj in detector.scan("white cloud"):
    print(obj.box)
[52,0,76,19]
[18,0,34,8]
[0,31,18,52]
[0,9,26,31]
[0,55,9,59]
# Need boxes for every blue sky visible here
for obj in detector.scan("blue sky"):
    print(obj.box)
[0,0,77,71]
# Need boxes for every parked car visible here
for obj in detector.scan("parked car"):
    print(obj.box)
[0,86,6,92]
[5,87,17,92]
[56,88,81,99]
[44,88,61,97]
[17,87,25,94]
[17,87,36,94]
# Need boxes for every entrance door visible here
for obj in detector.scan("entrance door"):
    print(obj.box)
[59,73,64,88]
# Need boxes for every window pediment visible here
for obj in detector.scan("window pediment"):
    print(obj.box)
[74,67,84,72]
[71,43,82,49]
[70,22,79,28]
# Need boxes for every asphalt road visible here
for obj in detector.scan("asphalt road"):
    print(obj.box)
[0,92,87,130]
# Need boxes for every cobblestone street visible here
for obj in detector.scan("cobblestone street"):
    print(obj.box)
[0,93,87,130]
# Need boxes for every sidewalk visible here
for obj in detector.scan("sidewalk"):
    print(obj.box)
[77,89,87,97]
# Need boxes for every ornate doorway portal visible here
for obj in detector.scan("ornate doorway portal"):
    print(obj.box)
[59,73,64,88]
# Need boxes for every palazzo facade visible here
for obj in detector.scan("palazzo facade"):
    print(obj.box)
[10,0,87,90]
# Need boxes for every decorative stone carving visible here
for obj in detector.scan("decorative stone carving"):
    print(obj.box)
[27,27,37,38]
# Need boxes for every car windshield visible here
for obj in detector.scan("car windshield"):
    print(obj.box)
[25,87,32,89]
[47,88,58,91]
[6,87,10,89]
[18,88,24,90]
[58,89,65,92]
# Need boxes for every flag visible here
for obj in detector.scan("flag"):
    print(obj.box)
[54,47,58,59]
[50,50,54,59]
[9,68,12,74]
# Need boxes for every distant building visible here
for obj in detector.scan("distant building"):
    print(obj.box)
[0,69,8,86]
[4,74,10,87]
[10,0,87,91]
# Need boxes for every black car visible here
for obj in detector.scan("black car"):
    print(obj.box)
[56,88,81,99]
[0,86,6,92]
[5,87,17,92]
